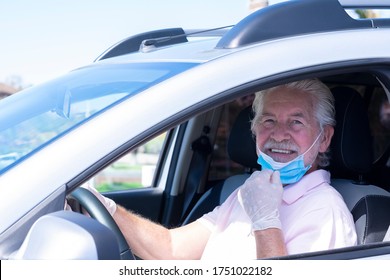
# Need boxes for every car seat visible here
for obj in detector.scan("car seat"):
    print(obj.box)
[183,87,390,244]
[329,86,390,244]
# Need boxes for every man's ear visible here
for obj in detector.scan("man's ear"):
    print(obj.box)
[319,125,334,153]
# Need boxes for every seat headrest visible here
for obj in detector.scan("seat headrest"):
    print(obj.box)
[227,106,258,169]
[328,86,373,179]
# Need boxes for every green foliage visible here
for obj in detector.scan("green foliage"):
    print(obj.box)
[96,182,143,192]
[355,9,367,18]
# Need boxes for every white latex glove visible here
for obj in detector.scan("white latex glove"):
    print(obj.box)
[81,183,117,216]
[238,170,283,231]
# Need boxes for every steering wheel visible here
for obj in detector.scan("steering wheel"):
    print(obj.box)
[70,187,135,260]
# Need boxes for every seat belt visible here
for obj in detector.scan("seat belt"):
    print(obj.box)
[180,127,212,223]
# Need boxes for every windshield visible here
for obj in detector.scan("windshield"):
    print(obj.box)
[0,62,196,174]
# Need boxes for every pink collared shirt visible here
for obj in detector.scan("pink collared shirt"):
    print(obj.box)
[199,170,357,259]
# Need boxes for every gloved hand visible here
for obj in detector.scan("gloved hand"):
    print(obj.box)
[64,183,117,216]
[81,183,117,216]
[238,170,283,231]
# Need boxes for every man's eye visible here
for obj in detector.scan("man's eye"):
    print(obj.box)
[291,120,304,127]
[263,119,275,124]
[262,119,275,127]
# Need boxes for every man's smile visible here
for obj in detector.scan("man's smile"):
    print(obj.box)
[267,148,298,162]
[270,148,293,154]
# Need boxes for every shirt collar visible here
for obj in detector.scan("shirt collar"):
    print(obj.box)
[282,169,331,204]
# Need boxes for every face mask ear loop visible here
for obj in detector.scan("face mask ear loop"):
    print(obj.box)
[300,129,323,168]
[301,130,323,157]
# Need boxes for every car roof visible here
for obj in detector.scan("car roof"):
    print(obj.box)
[84,0,390,74]
[95,0,390,64]
[94,37,233,64]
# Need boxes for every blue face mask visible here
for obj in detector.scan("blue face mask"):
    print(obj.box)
[257,132,322,185]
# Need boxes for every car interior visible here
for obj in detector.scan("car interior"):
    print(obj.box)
[83,70,390,259]
[182,74,390,245]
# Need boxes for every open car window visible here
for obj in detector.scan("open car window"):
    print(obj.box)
[92,132,168,192]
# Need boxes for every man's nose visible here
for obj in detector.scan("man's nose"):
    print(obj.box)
[270,122,290,142]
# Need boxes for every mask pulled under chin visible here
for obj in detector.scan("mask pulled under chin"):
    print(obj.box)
[257,132,322,185]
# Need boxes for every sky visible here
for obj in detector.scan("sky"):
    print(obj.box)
[0,0,286,87]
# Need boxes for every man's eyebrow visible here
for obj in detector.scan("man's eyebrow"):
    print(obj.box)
[260,112,274,117]
[290,112,307,118]
[260,111,308,118]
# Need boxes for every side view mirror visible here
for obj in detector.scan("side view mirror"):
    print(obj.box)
[11,211,120,260]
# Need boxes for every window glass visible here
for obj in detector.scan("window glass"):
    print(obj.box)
[0,62,196,175]
[93,132,167,192]
[346,9,390,19]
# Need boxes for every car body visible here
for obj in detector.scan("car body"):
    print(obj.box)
[1,0,390,259]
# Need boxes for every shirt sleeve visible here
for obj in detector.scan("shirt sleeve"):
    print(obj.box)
[197,188,241,233]
[197,205,220,232]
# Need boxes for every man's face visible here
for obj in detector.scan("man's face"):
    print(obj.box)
[254,87,331,169]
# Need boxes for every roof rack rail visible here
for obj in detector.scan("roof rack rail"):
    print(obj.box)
[95,28,187,61]
[216,0,384,49]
